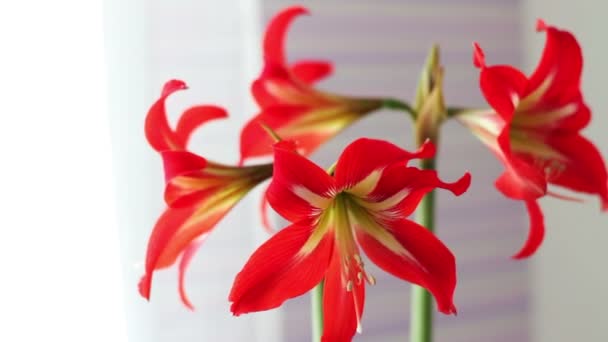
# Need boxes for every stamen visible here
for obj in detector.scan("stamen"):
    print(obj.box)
[353,254,363,265]
[366,273,377,286]
[346,280,353,292]
[357,272,363,284]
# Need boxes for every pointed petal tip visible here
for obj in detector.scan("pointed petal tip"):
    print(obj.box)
[161,79,188,98]
[283,5,310,16]
[418,139,437,159]
[536,18,548,32]
[138,274,152,300]
[511,200,545,259]
[448,172,472,196]
[438,302,458,315]
[472,42,486,69]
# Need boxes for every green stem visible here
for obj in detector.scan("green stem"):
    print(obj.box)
[409,157,436,342]
[311,280,324,342]
[383,98,416,118]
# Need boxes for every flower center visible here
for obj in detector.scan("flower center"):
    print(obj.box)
[332,193,377,332]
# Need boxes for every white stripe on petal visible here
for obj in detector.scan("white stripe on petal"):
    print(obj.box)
[293,185,333,209]
[347,169,382,197]
[517,72,555,111]
[359,188,411,213]
[514,103,578,127]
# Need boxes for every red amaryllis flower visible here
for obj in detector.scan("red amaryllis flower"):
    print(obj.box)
[239,6,384,164]
[460,20,608,258]
[144,79,228,152]
[229,138,470,341]
[140,80,273,309]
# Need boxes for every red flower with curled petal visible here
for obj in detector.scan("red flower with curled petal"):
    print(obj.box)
[145,79,228,152]
[239,6,384,164]
[229,138,470,341]
[460,20,608,258]
[140,80,273,309]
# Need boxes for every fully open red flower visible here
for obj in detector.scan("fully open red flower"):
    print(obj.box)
[229,138,470,341]
[460,20,608,258]
[140,80,273,309]
[239,6,383,164]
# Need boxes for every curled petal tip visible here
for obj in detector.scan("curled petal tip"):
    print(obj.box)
[450,305,458,316]
[472,42,486,69]
[161,79,188,98]
[450,172,472,196]
[418,139,437,159]
[284,5,310,16]
[536,18,548,32]
[438,303,457,315]
[138,274,152,300]
[512,200,545,259]
[511,251,532,260]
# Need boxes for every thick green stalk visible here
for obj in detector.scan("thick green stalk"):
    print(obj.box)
[409,157,436,342]
[311,280,324,342]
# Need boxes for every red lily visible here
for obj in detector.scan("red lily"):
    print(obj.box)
[229,138,470,341]
[144,79,228,152]
[460,20,608,258]
[239,6,383,164]
[140,80,273,309]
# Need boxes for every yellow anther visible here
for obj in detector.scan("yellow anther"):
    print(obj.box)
[346,280,353,292]
[367,274,377,286]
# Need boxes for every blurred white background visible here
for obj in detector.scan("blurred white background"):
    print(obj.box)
[0,0,605,341]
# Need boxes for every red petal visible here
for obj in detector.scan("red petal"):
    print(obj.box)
[138,205,200,300]
[517,22,589,132]
[145,79,188,152]
[229,220,333,315]
[472,42,486,69]
[495,127,547,200]
[263,6,309,66]
[479,64,528,121]
[267,141,335,222]
[357,219,457,314]
[290,60,333,84]
[547,134,608,209]
[365,165,471,217]
[334,138,435,190]
[174,105,228,148]
[161,150,207,183]
[139,198,239,304]
[251,78,275,108]
[321,249,365,341]
[239,105,309,163]
[526,23,583,107]
[178,237,207,310]
[473,43,526,120]
[512,200,545,259]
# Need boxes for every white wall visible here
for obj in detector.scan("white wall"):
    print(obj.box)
[104,0,282,341]
[522,1,608,341]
